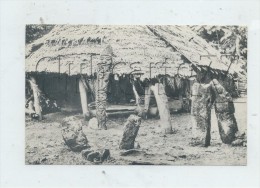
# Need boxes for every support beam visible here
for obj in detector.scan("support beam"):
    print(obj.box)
[79,77,90,120]
[150,83,173,134]
[28,77,42,120]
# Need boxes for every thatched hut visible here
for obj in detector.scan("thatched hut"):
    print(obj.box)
[25,25,244,132]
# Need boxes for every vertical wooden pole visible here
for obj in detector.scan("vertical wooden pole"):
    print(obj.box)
[150,83,173,134]
[79,77,90,120]
[95,64,111,129]
[28,76,42,120]
[95,45,113,130]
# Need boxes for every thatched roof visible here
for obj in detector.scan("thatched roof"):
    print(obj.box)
[25,25,243,78]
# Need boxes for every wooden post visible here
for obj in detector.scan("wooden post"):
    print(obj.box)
[190,82,212,146]
[150,83,173,134]
[79,77,90,120]
[28,77,42,120]
[96,64,110,130]
[95,45,113,130]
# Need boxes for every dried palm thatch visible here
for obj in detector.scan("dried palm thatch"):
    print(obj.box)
[190,25,247,57]
[190,25,247,78]
[25,25,244,79]
[148,26,245,78]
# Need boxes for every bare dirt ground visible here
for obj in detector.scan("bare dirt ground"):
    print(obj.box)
[25,97,247,165]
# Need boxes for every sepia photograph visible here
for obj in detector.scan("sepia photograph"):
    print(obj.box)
[25,25,247,165]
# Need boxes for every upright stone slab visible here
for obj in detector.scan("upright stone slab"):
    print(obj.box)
[79,77,91,121]
[150,83,173,134]
[119,115,141,150]
[143,85,151,119]
[210,79,238,144]
[28,77,42,120]
[61,116,90,152]
[190,82,212,147]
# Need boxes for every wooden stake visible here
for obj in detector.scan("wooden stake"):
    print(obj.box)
[28,77,42,120]
[150,83,173,134]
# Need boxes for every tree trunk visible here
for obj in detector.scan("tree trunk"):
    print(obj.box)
[28,77,42,120]
[150,83,173,134]
[79,77,90,120]
[190,82,212,146]
[210,79,238,144]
